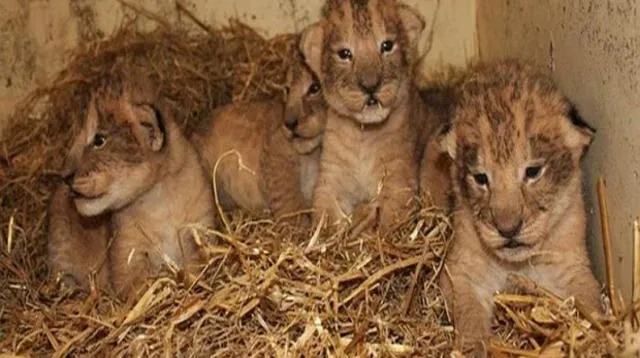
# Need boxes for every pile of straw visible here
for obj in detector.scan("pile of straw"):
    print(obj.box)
[1,5,640,357]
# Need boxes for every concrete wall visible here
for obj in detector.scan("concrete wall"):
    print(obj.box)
[478,1,640,302]
[0,0,477,137]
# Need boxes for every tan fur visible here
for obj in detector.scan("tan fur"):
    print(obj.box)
[191,56,327,224]
[301,0,429,230]
[191,101,280,213]
[58,80,215,299]
[47,183,111,291]
[438,60,601,355]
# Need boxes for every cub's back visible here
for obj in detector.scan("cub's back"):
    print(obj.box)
[190,101,284,212]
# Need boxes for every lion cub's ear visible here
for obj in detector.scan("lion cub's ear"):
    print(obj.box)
[397,4,426,48]
[299,21,325,80]
[128,102,166,152]
[563,105,596,157]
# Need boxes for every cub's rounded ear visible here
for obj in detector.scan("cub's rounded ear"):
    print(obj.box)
[299,21,325,80]
[397,4,426,48]
[564,105,596,154]
[135,104,166,152]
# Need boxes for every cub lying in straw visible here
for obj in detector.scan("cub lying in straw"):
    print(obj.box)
[191,52,326,225]
[48,80,215,298]
[300,0,446,230]
[438,60,602,355]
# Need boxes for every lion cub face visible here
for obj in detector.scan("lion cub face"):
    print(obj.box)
[62,92,167,217]
[444,61,595,263]
[300,0,425,124]
[282,57,327,154]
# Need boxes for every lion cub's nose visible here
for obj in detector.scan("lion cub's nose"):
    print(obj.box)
[497,220,523,240]
[358,78,382,96]
[285,118,299,131]
[63,172,75,186]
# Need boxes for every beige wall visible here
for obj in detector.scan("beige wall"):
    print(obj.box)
[478,1,640,302]
[0,0,477,137]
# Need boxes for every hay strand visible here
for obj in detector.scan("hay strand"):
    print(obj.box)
[634,217,640,325]
[597,176,621,317]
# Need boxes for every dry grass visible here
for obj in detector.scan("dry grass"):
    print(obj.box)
[1,5,640,358]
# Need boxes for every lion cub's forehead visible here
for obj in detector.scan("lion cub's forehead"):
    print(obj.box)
[94,98,137,131]
[324,0,401,38]
[455,63,571,165]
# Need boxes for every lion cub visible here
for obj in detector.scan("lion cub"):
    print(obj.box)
[300,0,430,230]
[52,81,215,298]
[439,60,601,354]
[190,54,326,224]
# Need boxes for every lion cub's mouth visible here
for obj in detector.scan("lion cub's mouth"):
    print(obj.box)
[499,239,531,250]
[69,187,106,200]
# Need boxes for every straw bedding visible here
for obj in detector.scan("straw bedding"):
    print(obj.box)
[1,7,639,358]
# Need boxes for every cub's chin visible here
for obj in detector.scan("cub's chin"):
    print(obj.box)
[477,225,544,263]
[492,244,540,263]
[353,105,391,124]
[74,195,112,217]
[72,182,131,217]
[291,136,322,155]
[326,90,393,125]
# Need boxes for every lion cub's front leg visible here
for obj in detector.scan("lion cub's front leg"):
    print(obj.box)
[440,271,492,357]
[109,224,156,300]
[312,172,352,229]
[376,157,418,230]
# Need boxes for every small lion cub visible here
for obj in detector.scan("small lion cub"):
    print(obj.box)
[439,60,601,355]
[51,81,215,298]
[190,52,326,224]
[300,0,428,230]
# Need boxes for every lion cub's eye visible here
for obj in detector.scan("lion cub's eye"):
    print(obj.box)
[525,165,543,181]
[472,173,489,186]
[92,134,107,149]
[337,48,353,60]
[307,83,321,96]
[380,40,395,54]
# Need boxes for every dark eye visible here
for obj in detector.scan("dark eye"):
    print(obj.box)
[284,86,291,96]
[307,83,321,96]
[337,48,353,60]
[92,134,107,149]
[380,40,395,53]
[473,173,489,186]
[525,166,543,181]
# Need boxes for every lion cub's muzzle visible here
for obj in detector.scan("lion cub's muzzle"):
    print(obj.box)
[63,171,108,200]
[358,77,382,107]
[494,218,525,249]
